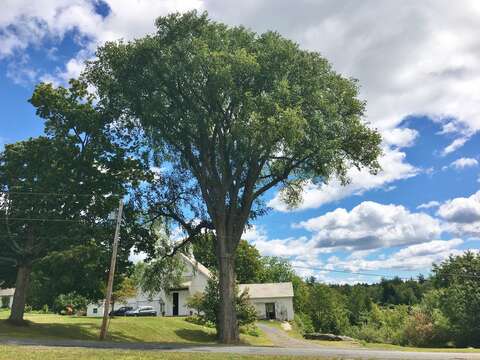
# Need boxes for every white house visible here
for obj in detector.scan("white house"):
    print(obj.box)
[87,254,211,317]
[87,254,294,321]
[0,288,15,308]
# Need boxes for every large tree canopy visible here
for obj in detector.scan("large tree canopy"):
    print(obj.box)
[0,80,149,323]
[86,11,382,343]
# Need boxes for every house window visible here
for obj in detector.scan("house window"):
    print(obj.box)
[93,308,98,314]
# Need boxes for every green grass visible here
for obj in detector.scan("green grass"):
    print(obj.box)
[362,342,480,353]
[0,311,270,346]
[0,345,331,360]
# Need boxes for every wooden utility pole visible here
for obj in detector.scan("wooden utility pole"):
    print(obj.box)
[99,199,123,340]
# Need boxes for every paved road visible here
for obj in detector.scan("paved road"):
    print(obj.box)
[2,337,480,359]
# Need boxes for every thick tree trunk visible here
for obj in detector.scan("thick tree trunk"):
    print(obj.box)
[217,251,239,344]
[8,264,32,324]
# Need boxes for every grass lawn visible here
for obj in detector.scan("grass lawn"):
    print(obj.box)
[0,310,270,346]
[258,320,480,353]
[0,345,330,360]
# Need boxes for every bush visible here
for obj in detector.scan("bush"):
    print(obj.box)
[192,276,258,334]
[240,323,261,337]
[24,305,32,313]
[53,292,88,315]
[236,288,258,327]
[185,292,204,315]
[347,323,386,343]
[345,304,409,345]
[185,314,215,328]
[294,312,314,335]
[401,292,451,347]
[41,304,49,314]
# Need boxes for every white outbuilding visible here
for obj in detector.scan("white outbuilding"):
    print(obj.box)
[238,282,294,321]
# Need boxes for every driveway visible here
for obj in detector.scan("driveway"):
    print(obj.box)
[257,322,321,348]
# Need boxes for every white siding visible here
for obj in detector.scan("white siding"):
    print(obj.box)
[249,297,294,321]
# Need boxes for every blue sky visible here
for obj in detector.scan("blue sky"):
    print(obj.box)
[1,0,479,283]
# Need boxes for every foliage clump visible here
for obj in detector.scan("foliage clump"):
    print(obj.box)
[186,276,258,337]
[53,292,88,315]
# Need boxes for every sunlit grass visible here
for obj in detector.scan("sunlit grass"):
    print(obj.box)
[0,310,270,346]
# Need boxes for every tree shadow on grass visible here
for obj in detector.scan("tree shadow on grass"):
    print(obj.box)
[0,318,141,343]
[174,329,217,343]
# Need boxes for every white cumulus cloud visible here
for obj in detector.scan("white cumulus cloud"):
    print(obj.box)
[437,190,480,237]
[450,157,478,170]
[417,201,441,210]
[268,147,419,212]
[296,201,442,251]
[327,238,464,272]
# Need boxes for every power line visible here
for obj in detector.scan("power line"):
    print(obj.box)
[0,217,95,223]
[0,190,119,198]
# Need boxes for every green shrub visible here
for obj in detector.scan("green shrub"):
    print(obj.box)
[41,304,49,314]
[53,292,88,314]
[185,314,215,328]
[294,312,314,335]
[240,323,261,337]
[199,276,257,330]
[24,305,33,313]
[346,323,386,343]
[402,308,439,346]
[186,276,257,337]
[345,304,409,345]
[185,292,204,315]
[401,292,451,347]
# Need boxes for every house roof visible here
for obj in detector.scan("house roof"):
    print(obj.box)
[180,253,212,278]
[238,282,294,299]
[0,288,15,297]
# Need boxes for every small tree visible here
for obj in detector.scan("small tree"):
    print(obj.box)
[200,276,257,334]
[111,277,137,311]
[185,292,204,315]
